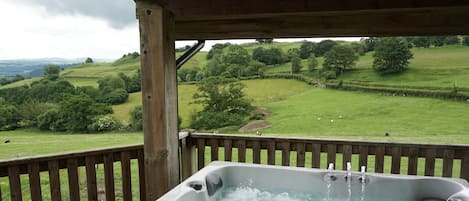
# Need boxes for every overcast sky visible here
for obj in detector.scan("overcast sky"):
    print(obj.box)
[0,0,360,60]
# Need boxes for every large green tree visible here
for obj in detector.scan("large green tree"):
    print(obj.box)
[372,37,413,75]
[0,98,19,130]
[291,55,303,74]
[190,77,252,130]
[43,64,61,80]
[323,45,358,75]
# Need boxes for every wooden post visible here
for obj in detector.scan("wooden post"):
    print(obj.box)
[137,2,180,200]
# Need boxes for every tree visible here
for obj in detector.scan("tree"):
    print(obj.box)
[0,98,19,130]
[463,36,469,46]
[307,54,318,72]
[315,40,338,57]
[252,47,286,65]
[412,37,431,48]
[43,64,61,80]
[59,94,112,132]
[255,38,273,44]
[444,36,459,45]
[206,43,230,59]
[323,45,358,75]
[372,37,413,75]
[97,76,126,93]
[190,77,252,130]
[361,37,379,52]
[85,57,94,63]
[287,48,301,61]
[221,45,250,66]
[291,55,303,74]
[299,41,316,59]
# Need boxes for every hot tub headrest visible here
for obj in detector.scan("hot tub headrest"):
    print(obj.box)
[206,173,223,196]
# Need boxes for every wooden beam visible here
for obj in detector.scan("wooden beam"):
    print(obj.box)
[137,2,179,200]
[173,6,469,39]
[141,0,469,18]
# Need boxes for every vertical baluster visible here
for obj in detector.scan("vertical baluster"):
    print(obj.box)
[342,145,352,170]
[121,152,132,201]
[137,149,146,201]
[375,146,385,173]
[28,163,42,201]
[407,147,419,175]
[359,145,368,171]
[48,160,62,201]
[67,159,80,201]
[267,141,276,165]
[0,180,3,201]
[238,140,246,163]
[224,140,232,162]
[197,139,205,170]
[210,139,219,161]
[252,141,261,164]
[442,149,455,178]
[281,142,290,166]
[391,147,401,174]
[296,143,306,167]
[327,144,336,167]
[8,166,22,201]
[312,144,321,168]
[425,149,436,176]
[104,153,115,201]
[461,150,469,181]
[85,156,98,201]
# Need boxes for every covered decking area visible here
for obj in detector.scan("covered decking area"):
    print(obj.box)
[2,0,469,200]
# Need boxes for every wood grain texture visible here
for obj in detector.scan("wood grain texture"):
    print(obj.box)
[104,153,116,201]
[48,160,62,201]
[121,152,132,201]
[28,163,42,201]
[425,149,436,176]
[407,147,419,175]
[210,139,219,161]
[342,145,352,171]
[224,140,233,162]
[137,2,179,200]
[85,156,98,201]
[312,144,321,168]
[267,141,276,165]
[237,140,247,163]
[327,144,336,167]
[67,159,80,201]
[461,150,469,181]
[442,149,454,178]
[359,145,368,171]
[391,147,401,174]
[137,150,146,201]
[8,166,22,201]
[252,141,261,164]
[197,139,205,170]
[281,142,290,166]
[296,143,305,167]
[374,146,385,173]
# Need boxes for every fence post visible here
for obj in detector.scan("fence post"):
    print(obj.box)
[180,131,195,180]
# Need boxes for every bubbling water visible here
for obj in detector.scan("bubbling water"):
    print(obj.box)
[214,186,320,201]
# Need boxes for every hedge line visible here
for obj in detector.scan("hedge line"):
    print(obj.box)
[327,80,469,92]
[326,82,469,101]
[179,74,320,86]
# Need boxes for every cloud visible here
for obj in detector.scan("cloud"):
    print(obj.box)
[16,0,136,29]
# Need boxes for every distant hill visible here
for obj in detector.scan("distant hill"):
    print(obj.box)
[0,58,112,78]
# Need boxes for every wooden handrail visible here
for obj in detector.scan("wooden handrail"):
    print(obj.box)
[189,133,469,181]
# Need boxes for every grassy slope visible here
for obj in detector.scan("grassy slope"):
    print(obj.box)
[112,79,312,127]
[262,88,469,143]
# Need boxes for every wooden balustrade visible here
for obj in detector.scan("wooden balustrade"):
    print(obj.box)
[0,144,144,201]
[186,133,469,181]
[1,132,468,201]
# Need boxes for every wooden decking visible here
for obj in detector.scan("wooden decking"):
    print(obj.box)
[1,133,468,201]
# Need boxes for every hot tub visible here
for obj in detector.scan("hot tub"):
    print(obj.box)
[157,161,469,201]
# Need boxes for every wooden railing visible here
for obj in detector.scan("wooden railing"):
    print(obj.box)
[2,133,468,201]
[0,144,144,201]
[186,133,469,181]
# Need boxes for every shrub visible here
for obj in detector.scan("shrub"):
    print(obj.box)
[97,88,129,105]
[37,109,66,131]
[0,98,19,131]
[130,105,143,131]
[190,111,244,130]
[18,100,57,127]
[88,115,123,132]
